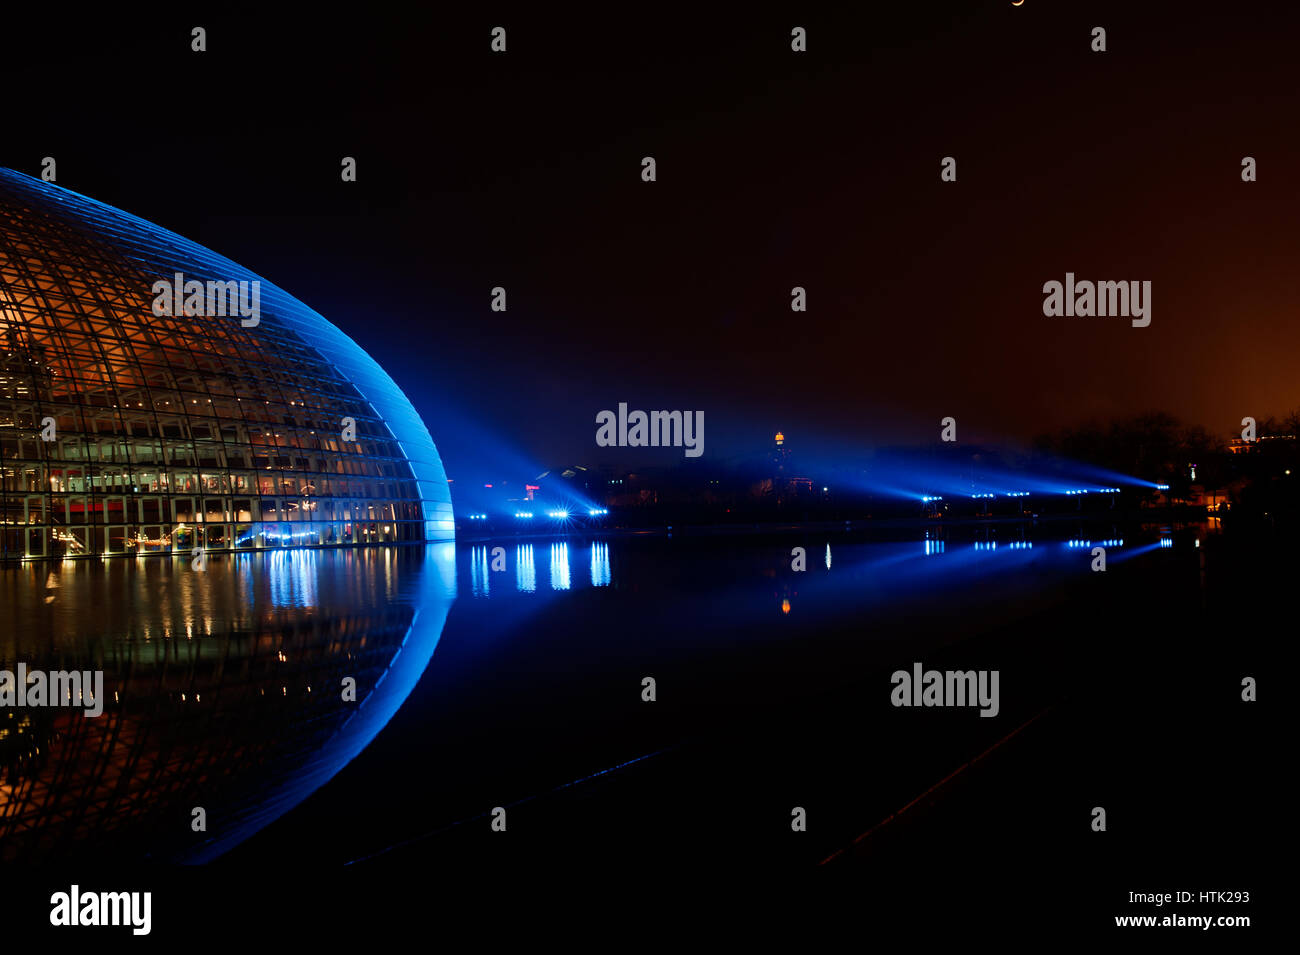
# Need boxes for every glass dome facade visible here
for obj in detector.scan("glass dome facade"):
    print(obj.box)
[0,168,453,558]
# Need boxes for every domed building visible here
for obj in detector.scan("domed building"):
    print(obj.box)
[0,168,453,559]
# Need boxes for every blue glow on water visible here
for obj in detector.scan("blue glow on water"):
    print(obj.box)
[470,545,491,597]
[590,541,611,587]
[550,543,572,591]
[265,549,320,608]
[516,544,537,592]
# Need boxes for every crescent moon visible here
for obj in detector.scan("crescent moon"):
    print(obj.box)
[1012,1,1024,6]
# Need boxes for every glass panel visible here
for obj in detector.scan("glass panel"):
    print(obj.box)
[0,168,453,559]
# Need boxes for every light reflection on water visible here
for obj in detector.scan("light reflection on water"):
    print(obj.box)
[454,526,1181,607]
[469,541,619,598]
[0,543,456,863]
[591,541,611,587]
[550,542,571,591]
[0,524,1192,863]
[516,543,536,593]
[444,526,1198,661]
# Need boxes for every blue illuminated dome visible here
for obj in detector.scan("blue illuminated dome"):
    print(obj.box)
[0,168,453,557]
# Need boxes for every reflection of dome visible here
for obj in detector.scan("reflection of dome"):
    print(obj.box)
[0,169,453,560]
[0,545,456,863]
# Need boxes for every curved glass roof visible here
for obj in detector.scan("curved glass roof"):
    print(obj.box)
[0,168,453,557]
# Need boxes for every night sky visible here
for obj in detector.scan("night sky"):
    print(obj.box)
[4,2,1298,484]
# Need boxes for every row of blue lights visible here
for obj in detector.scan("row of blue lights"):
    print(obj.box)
[235,528,322,545]
[466,510,607,521]
[1065,538,1125,547]
[926,487,1126,501]
[927,541,1038,552]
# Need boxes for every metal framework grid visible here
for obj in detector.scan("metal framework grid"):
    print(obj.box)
[0,169,454,559]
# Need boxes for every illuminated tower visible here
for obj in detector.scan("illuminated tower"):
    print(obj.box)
[773,430,791,471]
